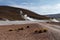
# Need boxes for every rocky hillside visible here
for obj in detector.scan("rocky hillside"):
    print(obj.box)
[0,6,50,21]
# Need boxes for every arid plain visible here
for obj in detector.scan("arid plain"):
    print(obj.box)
[0,22,60,40]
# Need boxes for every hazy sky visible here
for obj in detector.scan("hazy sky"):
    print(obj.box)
[0,0,60,15]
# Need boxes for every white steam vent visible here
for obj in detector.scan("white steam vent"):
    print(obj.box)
[50,18,59,22]
[20,11,30,21]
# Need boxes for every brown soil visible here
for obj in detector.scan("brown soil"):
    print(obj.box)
[0,22,59,40]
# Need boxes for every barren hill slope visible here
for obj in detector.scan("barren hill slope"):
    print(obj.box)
[0,6,50,20]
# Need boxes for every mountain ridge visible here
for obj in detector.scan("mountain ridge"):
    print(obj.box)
[44,14,60,18]
[0,5,50,21]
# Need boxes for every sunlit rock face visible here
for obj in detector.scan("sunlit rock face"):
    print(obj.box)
[0,6,50,21]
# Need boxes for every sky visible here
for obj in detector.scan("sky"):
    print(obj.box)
[0,0,60,15]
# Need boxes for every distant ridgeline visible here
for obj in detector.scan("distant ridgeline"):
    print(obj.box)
[0,6,50,21]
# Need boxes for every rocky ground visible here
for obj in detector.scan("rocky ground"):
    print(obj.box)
[0,22,60,40]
